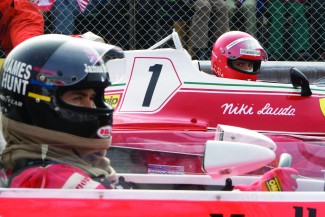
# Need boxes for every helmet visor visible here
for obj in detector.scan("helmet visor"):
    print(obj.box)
[223,37,268,61]
[24,35,123,87]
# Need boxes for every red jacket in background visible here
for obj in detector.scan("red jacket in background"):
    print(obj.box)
[0,0,44,56]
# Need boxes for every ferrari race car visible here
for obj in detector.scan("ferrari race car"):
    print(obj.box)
[105,32,325,178]
[0,32,325,216]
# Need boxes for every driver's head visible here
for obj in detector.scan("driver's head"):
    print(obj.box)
[0,34,124,140]
[211,31,268,81]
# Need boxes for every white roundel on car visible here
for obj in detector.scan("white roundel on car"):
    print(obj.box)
[119,57,182,113]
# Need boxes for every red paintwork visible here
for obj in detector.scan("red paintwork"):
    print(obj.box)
[0,196,324,217]
[112,89,325,135]
[105,49,325,178]
[111,130,325,178]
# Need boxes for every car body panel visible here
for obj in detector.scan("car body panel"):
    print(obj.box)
[102,46,325,179]
[106,49,325,136]
[0,178,324,217]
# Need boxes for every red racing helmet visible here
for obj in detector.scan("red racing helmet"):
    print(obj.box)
[211,31,268,81]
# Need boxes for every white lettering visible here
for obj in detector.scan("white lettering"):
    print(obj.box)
[24,64,32,80]
[221,103,254,115]
[220,102,296,116]
[84,64,107,73]
[257,103,295,116]
[0,95,23,107]
[1,58,31,95]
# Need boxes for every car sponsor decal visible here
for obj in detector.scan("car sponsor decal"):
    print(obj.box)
[319,98,325,116]
[148,164,184,175]
[105,94,121,108]
[84,64,107,73]
[240,48,261,56]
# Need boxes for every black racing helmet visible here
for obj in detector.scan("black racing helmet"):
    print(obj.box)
[0,34,124,139]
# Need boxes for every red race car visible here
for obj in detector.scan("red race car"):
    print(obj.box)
[0,32,324,217]
[105,32,325,179]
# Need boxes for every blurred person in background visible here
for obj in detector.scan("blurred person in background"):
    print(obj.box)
[159,0,195,51]
[266,0,310,61]
[227,0,257,37]
[160,0,229,60]
[189,0,229,60]
[50,0,105,35]
[172,0,207,59]
[308,0,324,61]
[0,0,44,56]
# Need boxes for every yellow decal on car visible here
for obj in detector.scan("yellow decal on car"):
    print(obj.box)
[105,94,120,108]
[320,98,325,116]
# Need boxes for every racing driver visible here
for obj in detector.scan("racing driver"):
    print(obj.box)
[0,34,124,188]
[210,31,299,191]
[211,31,268,81]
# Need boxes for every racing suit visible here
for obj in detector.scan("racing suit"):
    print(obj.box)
[0,0,44,56]
[1,116,116,189]
[8,162,110,189]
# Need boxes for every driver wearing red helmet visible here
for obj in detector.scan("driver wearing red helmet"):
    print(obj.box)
[210,31,299,192]
[0,34,124,189]
[211,31,268,81]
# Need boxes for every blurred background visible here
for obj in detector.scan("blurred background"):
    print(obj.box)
[2,0,324,62]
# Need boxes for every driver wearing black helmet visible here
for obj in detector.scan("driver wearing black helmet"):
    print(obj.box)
[0,34,124,188]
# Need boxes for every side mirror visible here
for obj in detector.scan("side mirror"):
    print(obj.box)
[290,67,312,96]
[216,124,276,151]
[202,124,276,179]
[202,140,275,179]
